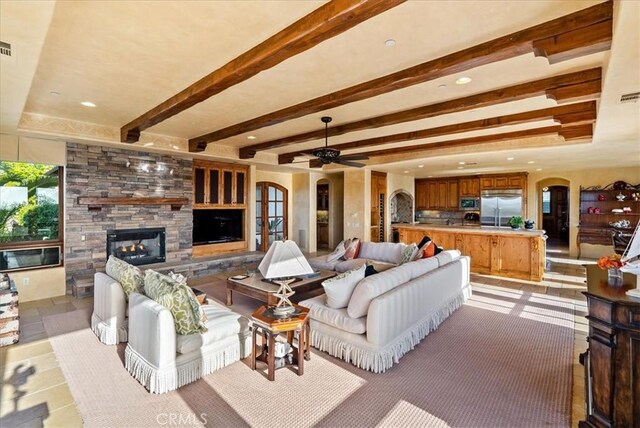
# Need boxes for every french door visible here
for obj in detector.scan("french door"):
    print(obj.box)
[256,182,288,252]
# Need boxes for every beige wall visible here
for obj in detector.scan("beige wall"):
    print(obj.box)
[1,135,67,301]
[527,166,640,258]
[292,173,312,251]
[343,169,371,241]
[386,172,415,241]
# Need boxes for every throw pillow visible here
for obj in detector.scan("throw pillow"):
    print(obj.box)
[343,238,361,260]
[327,240,347,262]
[144,270,208,335]
[399,243,418,264]
[105,256,144,299]
[364,264,378,277]
[416,236,443,256]
[322,265,366,309]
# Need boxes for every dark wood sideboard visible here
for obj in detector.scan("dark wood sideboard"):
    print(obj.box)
[580,265,640,427]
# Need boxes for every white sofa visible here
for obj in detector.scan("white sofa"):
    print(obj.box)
[299,250,470,373]
[124,292,252,394]
[308,241,407,273]
[92,272,128,345]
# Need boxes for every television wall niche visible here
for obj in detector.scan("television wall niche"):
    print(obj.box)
[193,209,244,245]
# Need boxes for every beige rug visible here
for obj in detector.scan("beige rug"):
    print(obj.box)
[44,285,574,427]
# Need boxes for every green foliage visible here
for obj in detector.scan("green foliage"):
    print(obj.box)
[0,161,59,242]
[508,216,523,228]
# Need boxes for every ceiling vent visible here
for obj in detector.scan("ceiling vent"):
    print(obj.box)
[0,41,11,57]
[620,92,640,103]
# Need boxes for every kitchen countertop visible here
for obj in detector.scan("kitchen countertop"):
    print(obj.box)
[393,223,546,237]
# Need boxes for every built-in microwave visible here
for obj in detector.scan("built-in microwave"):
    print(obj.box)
[459,197,480,210]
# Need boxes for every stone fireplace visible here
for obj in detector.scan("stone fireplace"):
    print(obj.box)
[106,227,166,266]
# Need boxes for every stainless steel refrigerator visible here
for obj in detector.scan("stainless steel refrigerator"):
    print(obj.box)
[480,189,523,227]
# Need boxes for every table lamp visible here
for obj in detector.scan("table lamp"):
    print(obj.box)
[258,240,314,316]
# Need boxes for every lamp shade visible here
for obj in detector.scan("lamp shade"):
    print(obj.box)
[258,240,314,279]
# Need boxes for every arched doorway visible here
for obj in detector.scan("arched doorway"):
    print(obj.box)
[537,178,570,253]
[256,182,288,252]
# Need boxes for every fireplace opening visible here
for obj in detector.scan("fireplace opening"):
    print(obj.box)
[106,227,166,266]
[193,209,244,246]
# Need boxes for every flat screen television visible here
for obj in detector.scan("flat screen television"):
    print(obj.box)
[193,209,244,245]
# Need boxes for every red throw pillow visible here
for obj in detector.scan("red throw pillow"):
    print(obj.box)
[344,238,360,260]
[422,241,436,258]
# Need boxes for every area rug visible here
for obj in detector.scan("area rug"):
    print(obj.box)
[43,285,574,427]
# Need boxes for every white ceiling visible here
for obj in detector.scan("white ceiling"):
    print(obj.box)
[1,0,638,177]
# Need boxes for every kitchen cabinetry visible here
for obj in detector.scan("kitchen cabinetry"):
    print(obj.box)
[193,160,248,208]
[371,171,387,242]
[394,225,545,281]
[479,173,527,190]
[578,185,640,253]
[459,178,480,197]
[415,178,459,210]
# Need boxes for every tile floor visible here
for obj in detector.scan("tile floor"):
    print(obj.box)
[1,247,592,427]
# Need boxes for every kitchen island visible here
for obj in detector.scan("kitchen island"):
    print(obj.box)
[394,224,546,282]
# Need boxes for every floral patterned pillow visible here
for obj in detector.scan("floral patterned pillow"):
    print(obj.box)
[105,256,144,299]
[143,270,207,335]
[399,243,419,264]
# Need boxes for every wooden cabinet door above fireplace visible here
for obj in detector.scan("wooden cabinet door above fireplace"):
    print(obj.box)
[194,161,248,208]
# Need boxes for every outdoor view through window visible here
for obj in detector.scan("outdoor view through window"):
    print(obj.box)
[0,161,62,271]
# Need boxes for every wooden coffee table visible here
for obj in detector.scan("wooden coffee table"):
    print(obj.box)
[226,270,335,306]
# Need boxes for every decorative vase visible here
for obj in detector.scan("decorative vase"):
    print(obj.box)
[607,268,623,285]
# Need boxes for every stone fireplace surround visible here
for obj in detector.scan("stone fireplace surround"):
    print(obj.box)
[65,143,260,296]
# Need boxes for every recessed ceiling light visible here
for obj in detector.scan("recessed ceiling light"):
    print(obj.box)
[427,175,433,178]
[455,76,472,85]
[527,161,535,164]
[385,39,396,47]
[80,101,96,107]
[536,168,543,171]
[50,91,60,96]
[403,170,409,173]
[457,166,464,170]
[458,161,466,165]
[418,164,424,168]
[247,135,256,140]
[507,157,515,161]
[438,84,447,89]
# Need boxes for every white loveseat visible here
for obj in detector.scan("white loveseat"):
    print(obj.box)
[124,293,252,394]
[299,250,470,373]
[308,241,408,273]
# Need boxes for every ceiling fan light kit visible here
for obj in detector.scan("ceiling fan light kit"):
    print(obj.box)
[310,116,369,168]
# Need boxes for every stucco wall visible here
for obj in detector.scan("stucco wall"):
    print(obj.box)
[527,166,640,258]
[343,169,371,241]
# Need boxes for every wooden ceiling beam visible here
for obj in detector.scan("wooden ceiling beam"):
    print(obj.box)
[267,67,600,161]
[279,101,596,164]
[192,1,612,153]
[119,0,406,143]
[307,124,594,167]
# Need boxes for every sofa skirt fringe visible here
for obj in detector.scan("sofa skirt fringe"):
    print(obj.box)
[124,340,243,394]
[310,288,470,373]
[91,312,128,345]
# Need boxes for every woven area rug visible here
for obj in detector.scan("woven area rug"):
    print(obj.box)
[43,285,574,427]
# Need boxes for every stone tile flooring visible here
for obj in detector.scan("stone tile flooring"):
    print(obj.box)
[1,250,592,427]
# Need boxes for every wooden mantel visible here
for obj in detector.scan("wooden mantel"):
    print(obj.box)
[77,197,189,211]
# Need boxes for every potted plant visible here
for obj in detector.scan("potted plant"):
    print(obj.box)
[524,219,535,230]
[508,216,523,229]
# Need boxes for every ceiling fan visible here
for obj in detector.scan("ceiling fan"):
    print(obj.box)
[307,116,369,168]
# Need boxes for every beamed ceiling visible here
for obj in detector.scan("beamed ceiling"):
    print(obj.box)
[1,0,638,177]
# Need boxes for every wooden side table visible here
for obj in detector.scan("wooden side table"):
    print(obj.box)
[250,304,310,381]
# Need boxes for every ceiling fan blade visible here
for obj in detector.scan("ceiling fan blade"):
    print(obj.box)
[337,154,369,161]
[335,159,366,168]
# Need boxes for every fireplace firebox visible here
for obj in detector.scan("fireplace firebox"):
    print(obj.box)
[106,228,166,266]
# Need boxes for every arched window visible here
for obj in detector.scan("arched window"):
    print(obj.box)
[256,182,288,252]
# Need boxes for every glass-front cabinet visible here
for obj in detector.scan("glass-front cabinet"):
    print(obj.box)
[193,160,247,208]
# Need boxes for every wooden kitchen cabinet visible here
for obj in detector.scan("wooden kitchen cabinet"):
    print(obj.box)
[459,178,480,197]
[447,180,459,209]
[415,180,428,210]
[427,181,438,209]
[415,178,458,210]
[479,173,527,190]
[193,160,248,208]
